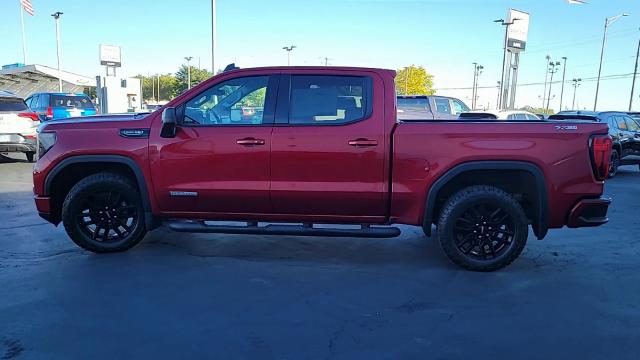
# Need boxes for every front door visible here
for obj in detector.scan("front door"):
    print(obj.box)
[149,75,278,215]
[270,73,388,218]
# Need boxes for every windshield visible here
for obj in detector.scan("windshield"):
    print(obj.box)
[51,95,95,109]
[0,97,28,112]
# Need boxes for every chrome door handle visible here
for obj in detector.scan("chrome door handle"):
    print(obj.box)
[348,138,378,147]
[236,138,265,146]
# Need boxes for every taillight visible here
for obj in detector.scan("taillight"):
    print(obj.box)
[18,112,39,121]
[47,107,53,118]
[589,135,612,181]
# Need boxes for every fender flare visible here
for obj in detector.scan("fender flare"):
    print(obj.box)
[423,161,549,239]
[44,155,156,230]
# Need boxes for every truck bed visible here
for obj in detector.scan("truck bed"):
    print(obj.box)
[390,120,609,229]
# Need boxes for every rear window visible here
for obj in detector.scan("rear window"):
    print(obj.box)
[51,95,95,109]
[397,97,430,111]
[0,97,28,112]
[289,75,370,125]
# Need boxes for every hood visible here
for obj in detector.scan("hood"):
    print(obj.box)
[38,112,151,132]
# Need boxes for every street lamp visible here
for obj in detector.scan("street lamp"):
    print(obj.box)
[559,56,568,112]
[494,17,519,109]
[283,45,297,66]
[594,13,629,110]
[542,54,551,109]
[51,11,63,92]
[185,56,193,89]
[471,63,483,109]
[572,78,582,110]
[546,61,561,112]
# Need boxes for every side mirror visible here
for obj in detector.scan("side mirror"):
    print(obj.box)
[160,107,177,138]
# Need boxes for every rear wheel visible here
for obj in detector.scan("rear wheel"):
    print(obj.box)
[25,152,35,162]
[436,185,528,271]
[62,172,147,253]
[609,149,619,178]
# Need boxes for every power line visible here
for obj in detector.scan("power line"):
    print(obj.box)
[434,72,634,91]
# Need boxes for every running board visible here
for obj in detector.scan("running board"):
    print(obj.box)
[166,221,401,238]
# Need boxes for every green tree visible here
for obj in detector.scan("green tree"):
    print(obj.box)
[175,65,212,94]
[395,65,435,95]
[136,74,178,101]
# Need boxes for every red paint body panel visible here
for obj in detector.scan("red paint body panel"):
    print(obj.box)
[32,66,609,235]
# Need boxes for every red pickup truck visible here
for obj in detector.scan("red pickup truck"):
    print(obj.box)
[33,66,613,271]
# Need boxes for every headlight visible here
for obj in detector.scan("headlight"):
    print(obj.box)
[37,132,56,158]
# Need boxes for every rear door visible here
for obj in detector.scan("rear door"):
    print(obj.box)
[431,97,455,119]
[623,116,640,155]
[149,74,278,215]
[270,72,388,218]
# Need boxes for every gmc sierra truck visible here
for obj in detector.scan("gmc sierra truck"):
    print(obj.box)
[33,66,613,271]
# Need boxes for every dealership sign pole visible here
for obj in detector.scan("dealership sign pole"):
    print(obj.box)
[505,9,529,110]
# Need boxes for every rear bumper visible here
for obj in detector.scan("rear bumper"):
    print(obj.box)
[0,142,36,153]
[567,196,611,228]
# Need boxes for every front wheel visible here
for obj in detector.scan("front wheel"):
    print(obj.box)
[436,185,528,271]
[61,172,147,253]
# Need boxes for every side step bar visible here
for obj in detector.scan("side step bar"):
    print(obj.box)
[166,221,401,238]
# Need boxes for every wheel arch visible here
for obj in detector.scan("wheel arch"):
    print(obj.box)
[423,161,549,239]
[44,155,156,229]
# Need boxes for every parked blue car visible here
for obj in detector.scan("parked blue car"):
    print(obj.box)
[25,92,98,120]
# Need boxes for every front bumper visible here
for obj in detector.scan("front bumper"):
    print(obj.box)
[567,196,611,228]
[34,195,58,225]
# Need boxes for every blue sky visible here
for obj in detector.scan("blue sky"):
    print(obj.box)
[1,0,639,110]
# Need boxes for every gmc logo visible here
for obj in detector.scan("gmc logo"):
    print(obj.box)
[555,125,578,130]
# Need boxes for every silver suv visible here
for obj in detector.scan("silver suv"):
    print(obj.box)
[0,91,40,162]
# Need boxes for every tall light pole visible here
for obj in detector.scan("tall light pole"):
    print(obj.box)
[572,78,582,110]
[594,13,629,111]
[211,0,216,74]
[494,18,519,109]
[542,54,551,109]
[471,63,483,109]
[630,30,640,111]
[185,56,193,89]
[546,61,561,112]
[51,11,63,92]
[559,56,568,112]
[496,81,501,109]
[283,45,296,66]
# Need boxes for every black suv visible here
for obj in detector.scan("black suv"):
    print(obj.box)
[551,111,640,177]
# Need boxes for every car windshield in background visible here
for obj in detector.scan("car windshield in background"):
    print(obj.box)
[51,95,95,109]
[0,97,29,112]
[397,98,429,110]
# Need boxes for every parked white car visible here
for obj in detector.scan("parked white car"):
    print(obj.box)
[0,91,40,162]
[458,109,542,121]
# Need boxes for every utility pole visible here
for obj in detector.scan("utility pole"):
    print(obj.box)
[211,0,216,74]
[572,78,582,110]
[542,54,551,109]
[546,61,560,112]
[282,45,296,66]
[595,13,629,111]
[51,11,63,92]
[320,57,332,66]
[496,81,501,109]
[630,32,640,111]
[559,56,568,112]
[185,56,193,89]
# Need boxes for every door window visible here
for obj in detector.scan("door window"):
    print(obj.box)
[615,116,628,130]
[514,113,527,120]
[289,75,371,125]
[624,116,640,132]
[434,98,452,115]
[451,98,469,114]
[182,76,270,125]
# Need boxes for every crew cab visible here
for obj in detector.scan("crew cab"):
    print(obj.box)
[33,66,613,271]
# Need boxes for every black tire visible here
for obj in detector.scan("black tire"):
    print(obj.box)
[436,185,528,271]
[609,149,619,178]
[61,172,147,253]
[25,152,35,162]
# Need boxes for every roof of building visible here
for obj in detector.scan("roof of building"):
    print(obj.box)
[0,64,94,98]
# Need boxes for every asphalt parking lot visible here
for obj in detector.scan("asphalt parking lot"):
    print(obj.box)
[0,153,639,359]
